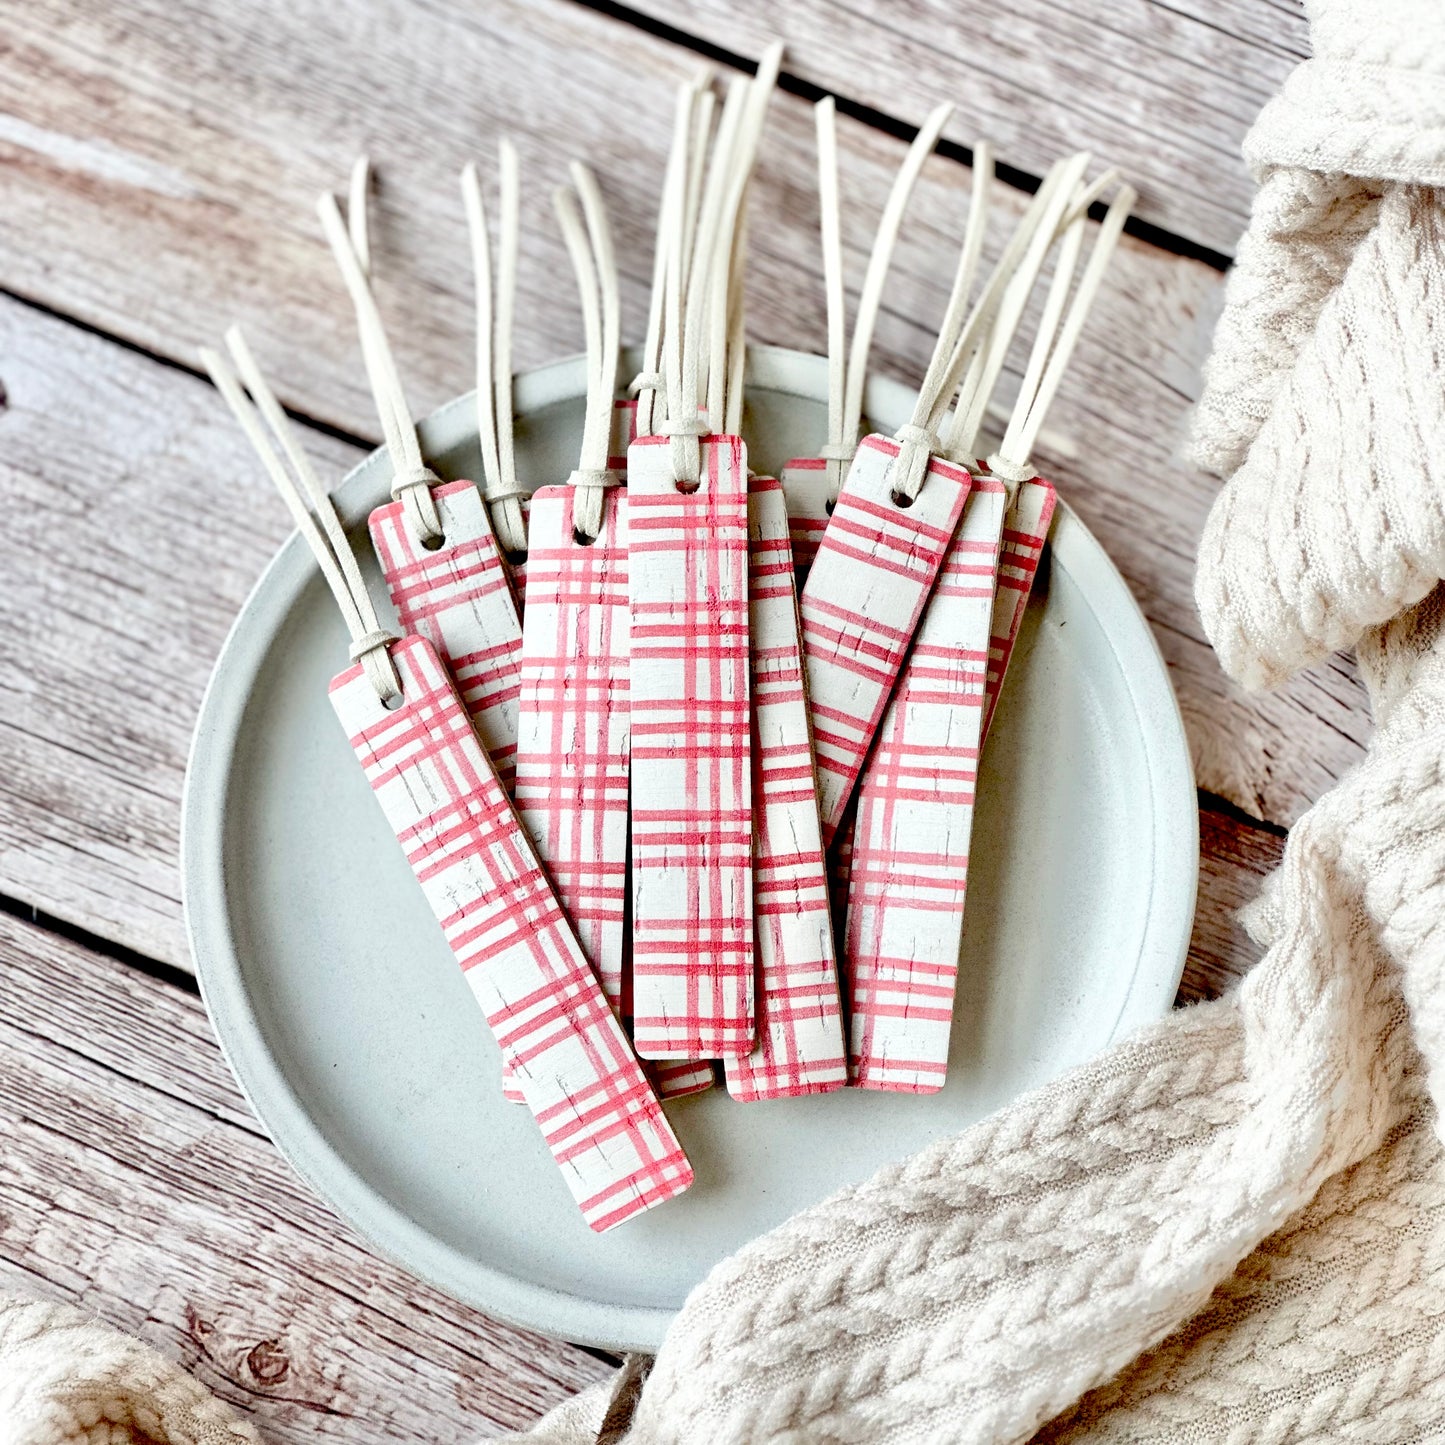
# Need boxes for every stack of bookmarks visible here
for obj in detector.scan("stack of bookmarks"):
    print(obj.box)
[205,48,1134,1230]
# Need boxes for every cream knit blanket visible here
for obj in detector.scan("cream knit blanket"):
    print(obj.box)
[8,2,1445,1441]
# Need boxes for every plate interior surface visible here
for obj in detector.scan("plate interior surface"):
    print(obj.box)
[184,347,1196,1351]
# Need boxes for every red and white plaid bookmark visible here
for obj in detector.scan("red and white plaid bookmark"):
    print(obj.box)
[513,483,630,1011]
[725,476,845,1101]
[844,478,1007,1092]
[799,433,972,846]
[370,480,524,788]
[331,634,692,1230]
[628,434,754,1060]
[512,486,713,1101]
[983,477,1057,741]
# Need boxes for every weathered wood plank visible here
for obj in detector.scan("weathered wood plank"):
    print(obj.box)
[0,298,360,965]
[0,908,609,1441]
[636,0,1308,256]
[0,0,1368,827]
[1184,804,1285,1004]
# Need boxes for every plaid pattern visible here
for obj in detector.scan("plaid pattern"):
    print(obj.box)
[799,434,972,846]
[515,485,631,1004]
[504,485,631,1103]
[725,477,845,1101]
[330,634,691,1230]
[778,456,835,577]
[983,478,1058,742]
[845,480,1007,1092]
[627,435,754,1060]
[369,480,524,788]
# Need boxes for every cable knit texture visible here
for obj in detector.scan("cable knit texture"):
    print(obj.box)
[1194,0,1445,690]
[0,1297,260,1444]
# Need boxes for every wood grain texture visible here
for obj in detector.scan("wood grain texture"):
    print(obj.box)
[0,908,610,1440]
[0,296,360,965]
[1185,805,1286,1003]
[635,0,1309,256]
[0,0,1368,830]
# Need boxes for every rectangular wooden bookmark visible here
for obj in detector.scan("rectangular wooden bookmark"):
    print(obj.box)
[628,434,754,1060]
[370,480,524,788]
[510,486,714,1103]
[331,633,691,1230]
[799,434,972,845]
[844,478,1007,1092]
[983,478,1057,741]
[726,476,845,1101]
[514,484,632,1010]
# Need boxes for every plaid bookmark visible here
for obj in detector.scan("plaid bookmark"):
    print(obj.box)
[628,435,754,1060]
[845,479,1007,1092]
[511,486,712,1102]
[799,434,972,845]
[983,477,1057,741]
[726,476,845,1101]
[515,485,631,1005]
[331,634,691,1230]
[778,456,834,577]
[369,479,524,788]
[506,485,630,1104]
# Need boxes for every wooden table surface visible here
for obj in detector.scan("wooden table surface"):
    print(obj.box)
[0,0,1345,1437]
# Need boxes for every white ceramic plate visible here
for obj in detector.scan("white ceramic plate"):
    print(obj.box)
[183,345,1196,1352]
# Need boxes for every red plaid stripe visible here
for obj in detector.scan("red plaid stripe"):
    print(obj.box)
[845,480,1007,1092]
[627,435,754,1060]
[369,480,523,788]
[778,455,833,577]
[330,634,691,1231]
[725,476,845,1101]
[983,478,1057,741]
[799,434,972,846]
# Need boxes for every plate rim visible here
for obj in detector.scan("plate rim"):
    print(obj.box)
[182,343,1198,1350]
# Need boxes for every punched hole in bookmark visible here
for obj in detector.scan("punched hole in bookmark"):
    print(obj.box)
[419,531,449,553]
[889,488,915,509]
[572,525,598,547]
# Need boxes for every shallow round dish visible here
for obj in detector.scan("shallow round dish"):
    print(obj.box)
[183,345,1197,1353]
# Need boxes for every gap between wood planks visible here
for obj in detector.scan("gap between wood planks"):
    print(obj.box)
[564,0,1237,271]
